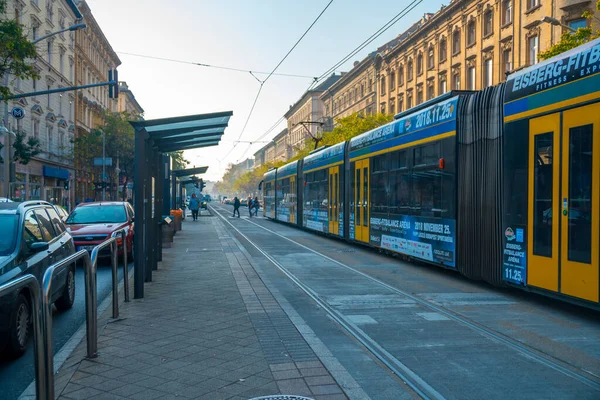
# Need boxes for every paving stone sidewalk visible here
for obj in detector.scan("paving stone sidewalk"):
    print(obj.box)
[35,214,348,400]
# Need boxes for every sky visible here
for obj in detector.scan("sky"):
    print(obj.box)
[86,0,445,181]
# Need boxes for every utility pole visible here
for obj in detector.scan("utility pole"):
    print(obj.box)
[102,131,106,201]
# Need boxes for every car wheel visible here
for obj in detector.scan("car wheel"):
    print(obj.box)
[7,293,31,358]
[55,266,75,311]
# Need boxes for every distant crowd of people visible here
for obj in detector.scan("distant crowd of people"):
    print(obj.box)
[231,196,259,218]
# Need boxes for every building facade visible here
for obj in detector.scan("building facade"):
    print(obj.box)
[284,74,341,153]
[321,54,378,121]
[2,0,82,208]
[117,81,144,117]
[73,0,121,203]
[273,128,290,162]
[376,0,597,115]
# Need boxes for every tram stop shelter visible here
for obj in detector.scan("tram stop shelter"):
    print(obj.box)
[130,111,232,299]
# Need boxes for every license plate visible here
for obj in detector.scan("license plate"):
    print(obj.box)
[77,245,95,252]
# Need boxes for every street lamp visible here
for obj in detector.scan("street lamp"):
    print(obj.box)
[32,23,87,44]
[2,22,87,198]
[540,16,576,33]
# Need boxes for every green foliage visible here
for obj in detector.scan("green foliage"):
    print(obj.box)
[12,130,41,164]
[538,2,600,61]
[0,130,41,164]
[0,0,39,100]
[73,112,136,196]
[167,151,189,171]
[218,112,394,196]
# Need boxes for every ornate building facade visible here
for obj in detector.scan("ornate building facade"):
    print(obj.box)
[320,53,378,121]
[117,81,144,117]
[2,0,82,208]
[376,0,597,115]
[73,0,120,203]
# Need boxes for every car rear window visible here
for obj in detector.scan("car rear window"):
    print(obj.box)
[66,205,127,224]
[34,209,57,241]
[0,215,18,256]
[47,207,66,234]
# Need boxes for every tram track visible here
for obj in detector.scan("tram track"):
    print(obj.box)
[211,204,600,397]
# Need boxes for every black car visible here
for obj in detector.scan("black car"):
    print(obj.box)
[0,201,76,358]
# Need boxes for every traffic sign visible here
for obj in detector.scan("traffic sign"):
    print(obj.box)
[10,106,25,120]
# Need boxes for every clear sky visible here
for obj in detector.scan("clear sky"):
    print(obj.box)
[86,0,445,181]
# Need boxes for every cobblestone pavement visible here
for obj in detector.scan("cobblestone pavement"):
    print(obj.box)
[24,215,350,400]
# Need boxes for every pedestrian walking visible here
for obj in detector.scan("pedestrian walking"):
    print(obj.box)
[233,197,241,218]
[253,197,260,216]
[189,193,200,221]
[247,196,253,217]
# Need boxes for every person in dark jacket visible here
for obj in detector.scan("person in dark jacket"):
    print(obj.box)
[233,197,241,218]
[253,197,260,216]
[189,193,200,221]
[247,196,253,217]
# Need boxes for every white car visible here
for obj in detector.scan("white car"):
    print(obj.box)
[0,197,13,203]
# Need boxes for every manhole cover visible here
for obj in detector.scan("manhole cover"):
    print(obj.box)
[248,396,314,400]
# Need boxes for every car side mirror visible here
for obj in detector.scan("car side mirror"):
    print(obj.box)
[130,216,135,222]
[30,242,49,253]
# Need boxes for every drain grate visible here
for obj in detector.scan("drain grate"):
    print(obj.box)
[248,396,314,400]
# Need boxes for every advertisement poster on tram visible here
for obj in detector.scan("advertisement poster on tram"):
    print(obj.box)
[369,215,456,268]
[502,225,527,285]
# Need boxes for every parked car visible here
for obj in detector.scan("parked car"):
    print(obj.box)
[65,202,134,260]
[54,205,69,222]
[0,201,76,358]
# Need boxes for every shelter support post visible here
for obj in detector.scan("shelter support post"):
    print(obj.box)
[133,129,146,298]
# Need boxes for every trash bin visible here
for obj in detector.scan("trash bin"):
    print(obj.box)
[170,209,182,231]
[162,216,174,247]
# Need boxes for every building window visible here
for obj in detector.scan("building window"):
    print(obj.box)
[398,98,403,112]
[369,78,373,92]
[59,94,63,116]
[417,53,423,75]
[389,101,395,114]
[528,0,540,10]
[484,10,493,36]
[360,83,364,97]
[467,20,476,46]
[528,35,539,65]
[15,8,20,23]
[568,18,587,31]
[46,126,52,152]
[407,59,414,81]
[467,66,476,90]
[439,77,447,94]
[47,41,53,64]
[399,65,404,86]
[453,72,460,90]
[416,87,423,105]
[59,50,64,75]
[427,82,434,100]
[32,24,38,40]
[390,71,395,91]
[503,49,512,75]
[428,47,434,69]
[439,38,447,62]
[47,85,51,107]
[484,58,493,88]
[69,61,73,82]
[453,30,461,54]
[46,1,53,23]
[69,101,73,121]
[407,93,413,109]
[381,76,386,95]
[33,120,39,140]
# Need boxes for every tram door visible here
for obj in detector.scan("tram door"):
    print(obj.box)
[328,166,339,234]
[290,176,296,224]
[354,159,370,242]
[528,103,599,302]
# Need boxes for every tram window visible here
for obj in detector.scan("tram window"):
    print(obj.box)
[533,132,553,258]
[390,150,408,170]
[567,124,593,264]
[412,170,442,217]
[389,172,410,215]
[414,143,439,166]
[372,154,389,214]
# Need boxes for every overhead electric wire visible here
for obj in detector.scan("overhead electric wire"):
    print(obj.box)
[233,1,422,163]
[222,0,335,164]
[117,51,317,79]
[316,0,422,82]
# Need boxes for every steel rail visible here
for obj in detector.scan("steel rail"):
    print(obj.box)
[212,204,600,393]
[211,205,443,400]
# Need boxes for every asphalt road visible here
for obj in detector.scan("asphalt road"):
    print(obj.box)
[0,259,133,399]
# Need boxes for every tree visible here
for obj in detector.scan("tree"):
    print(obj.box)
[221,112,394,195]
[167,151,189,171]
[0,130,42,164]
[538,1,600,60]
[0,0,39,100]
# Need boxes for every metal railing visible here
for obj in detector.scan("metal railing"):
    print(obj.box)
[41,250,97,399]
[90,237,118,318]
[0,275,44,398]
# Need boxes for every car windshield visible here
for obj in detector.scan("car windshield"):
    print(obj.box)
[0,215,18,256]
[66,205,127,224]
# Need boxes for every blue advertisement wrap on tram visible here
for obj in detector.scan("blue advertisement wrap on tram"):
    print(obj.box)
[370,215,456,268]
